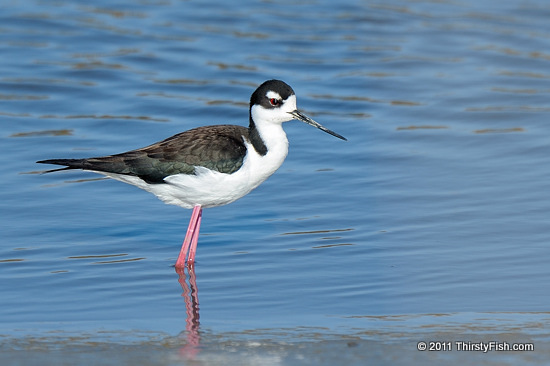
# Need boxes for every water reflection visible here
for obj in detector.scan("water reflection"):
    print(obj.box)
[10,129,73,137]
[176,266,201,360]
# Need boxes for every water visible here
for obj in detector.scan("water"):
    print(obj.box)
[1,0,550,364]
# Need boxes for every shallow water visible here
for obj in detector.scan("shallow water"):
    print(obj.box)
[2,0,550,364]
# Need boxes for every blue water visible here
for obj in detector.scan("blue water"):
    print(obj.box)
[2,0,550,364]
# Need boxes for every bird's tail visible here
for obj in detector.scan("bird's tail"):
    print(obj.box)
[36,159,86,173]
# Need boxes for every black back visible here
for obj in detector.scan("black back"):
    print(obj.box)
[38,125,249,183]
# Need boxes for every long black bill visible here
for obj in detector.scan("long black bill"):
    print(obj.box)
[289,110,347,141]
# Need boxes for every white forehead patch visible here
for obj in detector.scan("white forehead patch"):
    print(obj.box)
[266,91,282,100]
[284,94,297,111]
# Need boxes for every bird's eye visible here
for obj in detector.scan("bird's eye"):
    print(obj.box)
[269,98,281,106]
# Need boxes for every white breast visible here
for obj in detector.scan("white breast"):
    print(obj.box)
[99,124,289,209]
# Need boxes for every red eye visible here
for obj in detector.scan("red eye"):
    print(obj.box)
[269,98,280,106]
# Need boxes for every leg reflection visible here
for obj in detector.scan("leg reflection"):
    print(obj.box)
[176,266,200,359]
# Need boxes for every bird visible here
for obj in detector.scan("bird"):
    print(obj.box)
[37,79,346,268]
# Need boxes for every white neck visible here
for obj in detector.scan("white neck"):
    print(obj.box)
[249,121,289,175]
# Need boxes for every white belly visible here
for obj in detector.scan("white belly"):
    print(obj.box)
[99,132,289,209]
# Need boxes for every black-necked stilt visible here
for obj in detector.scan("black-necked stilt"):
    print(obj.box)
[37,79,346,268]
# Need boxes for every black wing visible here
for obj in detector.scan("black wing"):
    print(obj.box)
[37,125,249,183]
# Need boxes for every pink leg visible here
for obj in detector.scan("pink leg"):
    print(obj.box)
[187,211,202,265]
[175,204,202,268]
